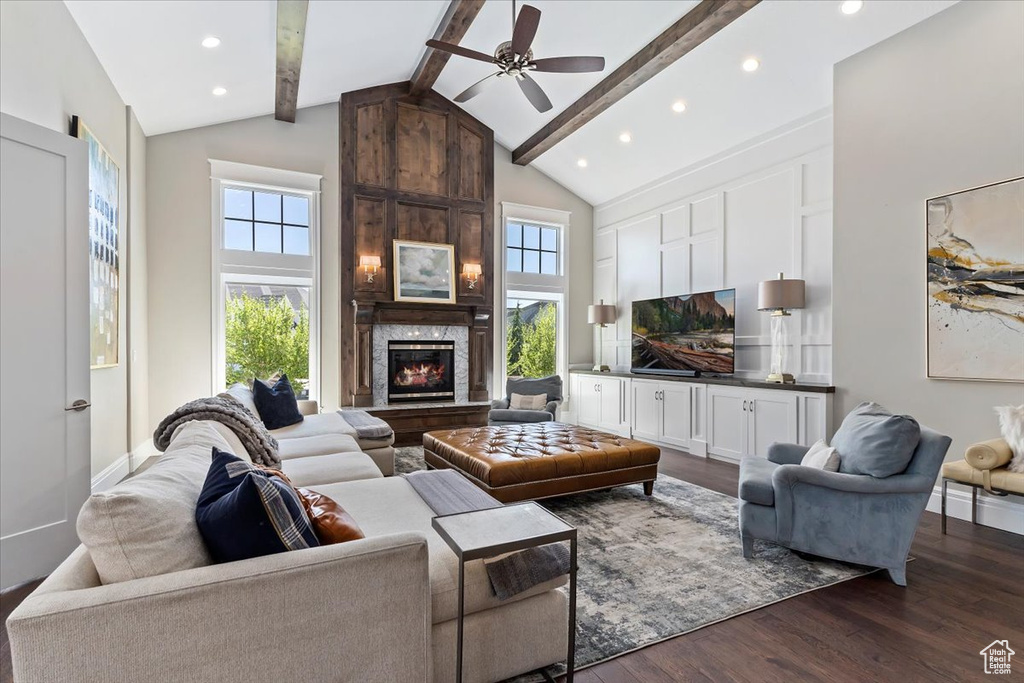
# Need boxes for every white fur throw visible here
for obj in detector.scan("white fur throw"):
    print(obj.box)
[996,404,1024,473]
[801,439,841,472]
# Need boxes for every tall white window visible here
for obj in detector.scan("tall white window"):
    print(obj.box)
[500,203,570,387]
[210,160,321,400]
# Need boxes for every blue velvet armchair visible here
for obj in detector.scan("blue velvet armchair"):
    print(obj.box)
[489,375,562,426]
[738,426,952,586]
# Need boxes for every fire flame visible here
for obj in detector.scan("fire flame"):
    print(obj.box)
[393,362,446,387]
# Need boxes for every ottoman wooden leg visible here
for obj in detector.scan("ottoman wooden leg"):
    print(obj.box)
[643,481,654,496]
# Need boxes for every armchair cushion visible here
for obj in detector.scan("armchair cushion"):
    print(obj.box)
[504,375,563,403]
[488,409,554,424]
[772,465,934,495]
[491,398,510,410]
[738,458,777,506]
[833,402,921,478]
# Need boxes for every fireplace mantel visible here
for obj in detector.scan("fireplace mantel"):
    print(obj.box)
[352,301,491,407]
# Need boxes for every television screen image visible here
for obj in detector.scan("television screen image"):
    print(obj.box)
[631,289,736,375]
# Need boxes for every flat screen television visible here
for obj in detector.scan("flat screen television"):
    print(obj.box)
[631,289,736,376]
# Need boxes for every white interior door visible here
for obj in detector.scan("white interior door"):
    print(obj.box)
[1,114,90,589]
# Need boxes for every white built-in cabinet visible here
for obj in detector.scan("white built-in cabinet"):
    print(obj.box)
[568,372,831,462]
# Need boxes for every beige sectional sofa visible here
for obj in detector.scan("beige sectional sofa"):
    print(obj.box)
[6,419,569,683]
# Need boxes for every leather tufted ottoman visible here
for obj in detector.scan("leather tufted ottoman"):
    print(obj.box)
[422,422,661,502]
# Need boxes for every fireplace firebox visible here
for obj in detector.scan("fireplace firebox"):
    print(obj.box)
[387,340,455,403]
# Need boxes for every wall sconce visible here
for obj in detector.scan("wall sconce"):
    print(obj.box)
[359,255,381,283]
[463,263,482,289]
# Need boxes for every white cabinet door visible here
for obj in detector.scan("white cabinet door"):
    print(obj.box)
[707,386,747,460]
[748,391,797,458]
[577,379,601,427]
[659,382,692,450]
[631,380,661,441]
[1,114,90,589]
[598,377,624,433]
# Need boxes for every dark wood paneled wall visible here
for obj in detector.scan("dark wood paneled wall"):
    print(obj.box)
[340,82,494,406]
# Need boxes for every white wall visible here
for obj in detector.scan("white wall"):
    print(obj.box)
[0,0,148,481]
[493,142,595,389]
[834,0,1024,533]
[146,104,340,424]
[593,112,833,382]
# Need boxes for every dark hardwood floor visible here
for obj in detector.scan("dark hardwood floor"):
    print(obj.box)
[2,449,1021,683]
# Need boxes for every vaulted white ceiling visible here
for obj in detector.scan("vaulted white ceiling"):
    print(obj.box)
[65,0,958,205]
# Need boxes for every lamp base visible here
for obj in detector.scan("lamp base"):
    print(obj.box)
[765,373,795,384]
[593,364,610,372]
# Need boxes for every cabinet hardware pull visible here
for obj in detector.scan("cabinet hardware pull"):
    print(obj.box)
[750,401,755,413]
[742,400,747,411]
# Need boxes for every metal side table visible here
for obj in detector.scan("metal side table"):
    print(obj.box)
[432,502,577,683]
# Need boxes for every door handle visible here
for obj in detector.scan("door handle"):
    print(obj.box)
[65,399,91,412]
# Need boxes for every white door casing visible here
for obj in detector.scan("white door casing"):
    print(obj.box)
[1,113,91,589]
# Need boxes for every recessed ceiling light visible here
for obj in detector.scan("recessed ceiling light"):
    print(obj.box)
[671,100,686,113]
[577,158,588,168]
[212,86,227,96]
[202,36,221,48]
[619,132,632,143]
[742,57,760,72]
[840,0,863,15]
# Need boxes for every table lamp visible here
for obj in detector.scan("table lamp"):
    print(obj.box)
[758,273,805,383]
[588,299,617,372]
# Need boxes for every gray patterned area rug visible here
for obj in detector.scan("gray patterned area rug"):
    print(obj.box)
[394,446,875,675]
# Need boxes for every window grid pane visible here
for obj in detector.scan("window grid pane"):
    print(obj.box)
[505,224,559,275]
[224,188,310,255]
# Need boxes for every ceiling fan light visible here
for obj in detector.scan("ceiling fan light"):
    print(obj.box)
[201,36,221,49]
[840,1,863,15]
[619,132,632,143]
[672,100,686,113]
[742,58,760,72]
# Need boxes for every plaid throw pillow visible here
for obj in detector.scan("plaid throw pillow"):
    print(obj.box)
[196,448,319,563]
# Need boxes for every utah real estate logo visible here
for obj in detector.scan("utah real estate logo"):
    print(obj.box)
[980,640,1014,675]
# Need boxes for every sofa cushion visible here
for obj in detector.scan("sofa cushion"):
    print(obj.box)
[280,452,383,487]
[270,411,351,440]
[253,375,304,430]
[295,488,365,544]
[76,422,229,584]
[222,382,259,419]
[208,421,253,462]
[833,402,921,478]
[277,433,363,460]
[738,457,777,506]
[314,477,566,624]
[196,449,319,563]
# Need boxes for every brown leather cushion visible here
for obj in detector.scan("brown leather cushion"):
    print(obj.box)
[423,422,661,488]
[294,488,366,544]
[254,465,365,544]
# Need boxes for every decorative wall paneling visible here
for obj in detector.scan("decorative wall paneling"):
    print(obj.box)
[340,83,494,406]
[594,147,832,383]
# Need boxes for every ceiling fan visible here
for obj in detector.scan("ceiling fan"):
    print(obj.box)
[426,0,606,113]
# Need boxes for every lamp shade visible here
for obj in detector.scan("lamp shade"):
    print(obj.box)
[359,255,381,269]
[462,263,482,276]
[758,273,805,311]
[588,299,617,325]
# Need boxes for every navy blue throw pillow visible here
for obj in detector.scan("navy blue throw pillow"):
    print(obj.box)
[196,448,319,563]
[253,374,304,429]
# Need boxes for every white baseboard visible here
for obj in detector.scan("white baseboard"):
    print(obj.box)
[131,438,158,470]
[927,483,1024,535]
[91,452,131,494]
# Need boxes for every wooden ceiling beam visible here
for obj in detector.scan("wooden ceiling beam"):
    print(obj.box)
[512,0,760,166]
[409,0,486,96]
[275,0,309,123]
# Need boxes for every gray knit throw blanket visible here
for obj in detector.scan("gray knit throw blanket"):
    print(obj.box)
[153,395,280,466]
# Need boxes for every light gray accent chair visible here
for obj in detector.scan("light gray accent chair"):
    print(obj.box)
[737,405,952,586]
[489,375,563,426]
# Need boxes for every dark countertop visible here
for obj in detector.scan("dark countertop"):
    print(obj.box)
[570,369,835,394]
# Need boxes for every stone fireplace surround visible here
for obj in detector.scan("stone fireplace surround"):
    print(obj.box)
[372,324,469,406]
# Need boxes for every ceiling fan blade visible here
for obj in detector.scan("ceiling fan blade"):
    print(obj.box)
[530,56,606,73]
[517,73,552,113]
[455,73,500,103]
[511,4,541,56]
[426,39,495,64]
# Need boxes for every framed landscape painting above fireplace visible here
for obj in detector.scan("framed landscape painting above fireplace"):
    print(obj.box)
[394,240,456,304]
